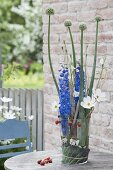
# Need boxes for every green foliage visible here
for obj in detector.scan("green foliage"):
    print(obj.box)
[30,62,43,74]
[1,62,44,89]
[0,0,23,63]
[0,0,43,65]
[10,0,43,63]
[0,138,27,170]
[4,73,44,89]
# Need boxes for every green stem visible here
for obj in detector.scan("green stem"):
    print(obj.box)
[68,27,76,69]
[48,15,59,94]
[79,30,84,118]
[85,46,88,96]
[88,20,99,97]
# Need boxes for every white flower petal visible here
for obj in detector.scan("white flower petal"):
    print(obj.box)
[3,111,16,120]
[81,96,95,109]
[1,97,12,103]
[76,140,79,146]
[28,115,34,120]
[51,101,59,112]
[93,89,106,102]
[70,138,76,146]
[73,91,79,97]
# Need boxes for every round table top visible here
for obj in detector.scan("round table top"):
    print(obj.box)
[4,150,113,170]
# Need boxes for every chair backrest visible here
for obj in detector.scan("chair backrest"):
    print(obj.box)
[0,119,32,158]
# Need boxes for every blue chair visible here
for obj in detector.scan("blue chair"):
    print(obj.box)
[0,119,32,158]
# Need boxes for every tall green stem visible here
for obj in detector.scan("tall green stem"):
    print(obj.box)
[48,15,59,94]
[88,17,101,97]
[79,30,84,105]
[79,25,86,118]
[68,27,76,69]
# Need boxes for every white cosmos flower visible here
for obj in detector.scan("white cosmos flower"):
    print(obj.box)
[62,138,68,144]
[1,97,12,103]
[51,101,60,112]
[93,89,106,102]
[81,96,95,109]
[73,90,79,97]
[0,106,8,112]
[70,138,76,146]
[28,115,34,120]
[10,106,22,112]
[3,110,16,120]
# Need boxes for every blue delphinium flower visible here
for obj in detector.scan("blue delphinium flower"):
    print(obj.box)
[59,66,72,136]
[74,66,80,106]
[74,66,86,106]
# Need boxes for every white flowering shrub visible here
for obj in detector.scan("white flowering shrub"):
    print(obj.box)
[8,0,43,63]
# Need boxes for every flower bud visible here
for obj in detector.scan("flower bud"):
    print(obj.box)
[79,24,87,31]
[64,20,72,27]
[95,16,102,22]
[46,8,55,15]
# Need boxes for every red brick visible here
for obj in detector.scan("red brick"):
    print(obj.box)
[106,69,113,79]
[52,2,68,13]
[99,8,113,20]
[87,22,99,32]
[77,10,96,22]
[57,13,77,24]
[43,2,68,14]
[68,1,86,12]
[71,22,80,32]
[78,33,95,44]
[87,0,107,9]
[88,44,107,55]
[98,33,113,42]
[108,0,113,7]
[43,34,60,44]
[51,24,67,34]
[43,44,63,55]
[102,80,113,92]
[60,33,77,44]
[107,44,113,55]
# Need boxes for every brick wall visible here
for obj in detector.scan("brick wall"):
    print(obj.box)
[43,0,113,152]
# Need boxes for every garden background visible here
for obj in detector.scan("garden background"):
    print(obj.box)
[0,0,44,89]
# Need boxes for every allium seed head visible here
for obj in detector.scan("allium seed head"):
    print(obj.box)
[79,24,87,31]
[64,20,72,27]
[46,8,55,15]
[95,16,102,22]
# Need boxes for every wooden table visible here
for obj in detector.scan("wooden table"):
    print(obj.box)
[4,150,113,170]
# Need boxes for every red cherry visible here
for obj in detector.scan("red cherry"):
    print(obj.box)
[46,157,51,160]
[49,159,52,163]
[45,159,49,164]
[37,160,42,164]
[55,119,60,125]
[40,161,45,166]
